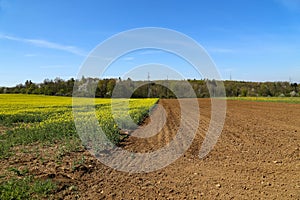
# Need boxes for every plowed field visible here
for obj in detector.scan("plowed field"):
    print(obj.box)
[1,99,299,199]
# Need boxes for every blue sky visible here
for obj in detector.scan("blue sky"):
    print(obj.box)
[0,0,300,86]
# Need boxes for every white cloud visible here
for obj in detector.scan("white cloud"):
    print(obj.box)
[24,53,38,57]
[0,34,86,56]
[122,56,134,61]
[208,47,235,53]
[138,49,164,55]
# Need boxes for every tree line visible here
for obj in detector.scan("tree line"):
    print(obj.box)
[0,77,299,98]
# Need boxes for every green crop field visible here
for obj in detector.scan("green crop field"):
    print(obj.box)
[0,94,158,199]
[227,96,300,103]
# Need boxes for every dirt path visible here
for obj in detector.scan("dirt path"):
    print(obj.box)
[2,99,299,199]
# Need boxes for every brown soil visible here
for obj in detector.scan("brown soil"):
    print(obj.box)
[1,99,299,199]
[0,125,9,135]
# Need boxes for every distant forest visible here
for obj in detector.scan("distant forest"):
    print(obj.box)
[0,77,299,98]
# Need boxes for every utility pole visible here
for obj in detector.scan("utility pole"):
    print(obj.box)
[147,72,150,98]
[166,75,169,98]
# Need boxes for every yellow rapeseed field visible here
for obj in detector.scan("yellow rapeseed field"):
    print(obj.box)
[0,94,158,158]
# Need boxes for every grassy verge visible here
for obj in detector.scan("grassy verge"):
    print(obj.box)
[227,97,300,104]
[0,170,57,200]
